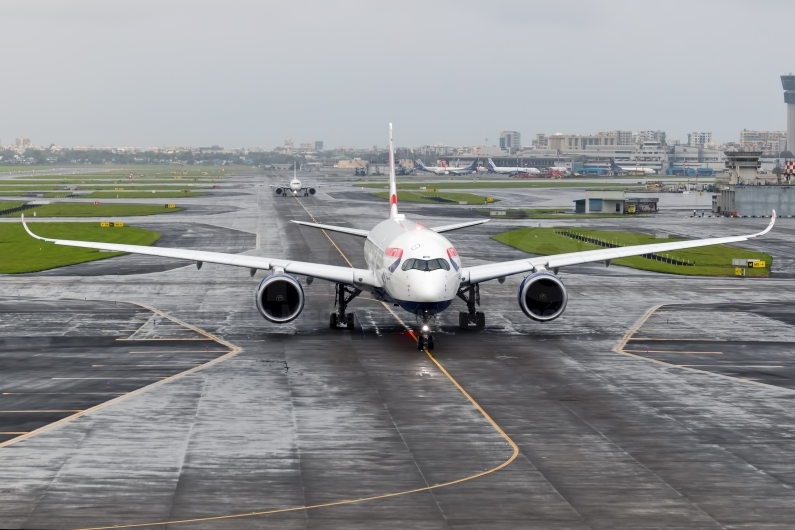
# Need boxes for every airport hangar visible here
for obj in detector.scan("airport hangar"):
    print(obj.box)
[2,167,795,528]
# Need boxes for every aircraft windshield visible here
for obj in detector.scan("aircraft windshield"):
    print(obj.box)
[401,258,450,272]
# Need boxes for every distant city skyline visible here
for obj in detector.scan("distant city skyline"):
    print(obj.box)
[2,0,793,148]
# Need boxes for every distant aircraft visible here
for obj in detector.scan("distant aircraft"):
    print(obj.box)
[272,163,316,197]
[415,158,479,175]
[487,158,541,176]
[609,158,656,176]
[20,124,777,351]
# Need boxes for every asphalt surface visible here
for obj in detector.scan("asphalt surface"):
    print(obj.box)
[1,170,795,528]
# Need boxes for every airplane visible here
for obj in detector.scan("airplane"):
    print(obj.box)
[415,157,479,175]
[20,124,777,351]
[487,158,541,176]
[609,158,656,176]
[272,163,316,197]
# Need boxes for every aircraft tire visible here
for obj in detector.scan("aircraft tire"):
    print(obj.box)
[329,313,337,329]
[458,312,469,328]
[475,312,485,329]
[346,313,355,330]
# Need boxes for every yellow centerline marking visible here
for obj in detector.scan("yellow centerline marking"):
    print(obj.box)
[0,301,241,450]
[615,304,795,393]
[0,432,29,435]
[72,197,521,530]
[628,338,727,342]
[0,410,83,413]
[624,350,723,355]
[127,350,231,354]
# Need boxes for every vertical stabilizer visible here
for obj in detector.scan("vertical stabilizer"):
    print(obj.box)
[294,161,297,179]
[388,123,399,219]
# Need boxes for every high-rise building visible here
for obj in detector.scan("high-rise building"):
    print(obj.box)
[15,137,30,148]
[781,75,795,154]
[687,132,712,147]
[598,130,633,145]
[739,129,786,154]
[315,141,324,150]
[499,131,521,153]
[635,130,667,145]
[531,134,548,149]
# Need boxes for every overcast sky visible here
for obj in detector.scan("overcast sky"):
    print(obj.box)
[3,0,794,148]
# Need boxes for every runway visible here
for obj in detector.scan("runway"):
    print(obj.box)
[2,171,795,528]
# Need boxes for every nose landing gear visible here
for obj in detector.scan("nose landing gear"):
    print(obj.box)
[417,310,435,350]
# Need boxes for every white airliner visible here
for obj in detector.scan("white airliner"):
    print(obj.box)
[609,158,656,176]
[487,158,541,176]
[415,158,479,175]
[272,163,316,197]
[21,125,776,350]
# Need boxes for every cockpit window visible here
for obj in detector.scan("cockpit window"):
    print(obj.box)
[401,258,450,271]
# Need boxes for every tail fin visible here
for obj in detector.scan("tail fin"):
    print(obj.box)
[487,158,497,171]
[388,123,399,219]
[415,159,426,170]
[469,157,479,170]
[608,158,621,171]
[294,161,297,178]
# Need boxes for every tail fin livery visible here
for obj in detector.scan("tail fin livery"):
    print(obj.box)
[388,123,399,219]
[487,158,497,171]
[608,158,621,172]
[415,159,427,171]
[468,157,479,170]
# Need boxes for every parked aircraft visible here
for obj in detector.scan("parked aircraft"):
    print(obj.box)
[21,125,777,350]
[609,158,656,176]
[487,158,541,176]
[415,158,479,175]
[272,163,316,197]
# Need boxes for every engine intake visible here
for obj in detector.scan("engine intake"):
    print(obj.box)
[275,187,284,195]
[255,273,304,323]
[308,187,316,195]
[518,271,567,322]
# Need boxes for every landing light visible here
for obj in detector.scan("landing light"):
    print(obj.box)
[421,325,429,332]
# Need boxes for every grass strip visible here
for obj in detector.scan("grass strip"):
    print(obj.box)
[0,222,161,274]
[1,204,182,217]
[493,227,772,277]
[372,190,495,205]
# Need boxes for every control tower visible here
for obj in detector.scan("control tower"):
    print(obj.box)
[782,75,795,154]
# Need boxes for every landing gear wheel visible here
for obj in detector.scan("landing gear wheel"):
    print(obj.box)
[329,313,337,329]
[458,312,469,328]
[346,313,355,330]
[427,336,434,350]
[475,312,485,329]
[417,338,425,351]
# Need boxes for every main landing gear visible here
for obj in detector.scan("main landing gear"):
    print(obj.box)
[457,284,485,329]
[418,310,435,351]
[329,283,361,331]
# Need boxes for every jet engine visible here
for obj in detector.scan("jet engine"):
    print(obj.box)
[255,273,304,323]
[517,271,567,322]
[275,187,284,196]
[308,187,316,195]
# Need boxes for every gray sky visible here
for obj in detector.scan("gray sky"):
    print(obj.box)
[3,0,794,148]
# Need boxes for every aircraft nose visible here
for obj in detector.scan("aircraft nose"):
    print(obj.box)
[413,273,452,302]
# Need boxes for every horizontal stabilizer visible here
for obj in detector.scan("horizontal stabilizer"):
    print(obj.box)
[290,220,369,238]
[430,219,490,233]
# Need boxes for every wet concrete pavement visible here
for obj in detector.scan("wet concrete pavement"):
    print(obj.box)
[1,171,795,528]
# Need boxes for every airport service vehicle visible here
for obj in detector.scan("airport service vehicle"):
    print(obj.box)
[609,158,656,176]
[272,163,315,197]
[487,158,541,176]
[415,158,479,175]
[22,125,777,351]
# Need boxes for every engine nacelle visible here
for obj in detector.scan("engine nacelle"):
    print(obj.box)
[255,273,304,323]
[517,271,567,322]
[275,187,284,195]
[308,187,316,195]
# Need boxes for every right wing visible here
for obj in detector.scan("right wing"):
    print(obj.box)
[290,220,369,237]
[21,216,380,288]
[430,219,490,233]
[461,212,776,285]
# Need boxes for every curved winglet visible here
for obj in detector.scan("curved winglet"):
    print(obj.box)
[751,209,776,238]
[20,214,49,242]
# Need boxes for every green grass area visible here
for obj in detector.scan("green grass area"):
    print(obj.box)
[81,190,207,198]
[372,190,496,205]
[0,222,161,274]
[477,208,629,219]
[0,202,24,211]
[361,181,643,190]
[493,227,772,277]
[18,168,231,179]
[1,203,182,217]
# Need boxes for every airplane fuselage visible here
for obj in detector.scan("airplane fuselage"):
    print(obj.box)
[363,217,460,315]
[289,179,302,193]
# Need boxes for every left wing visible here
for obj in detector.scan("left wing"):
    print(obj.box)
[461,212,776,285]
[21,215,380,289]
[430,219,490,233]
